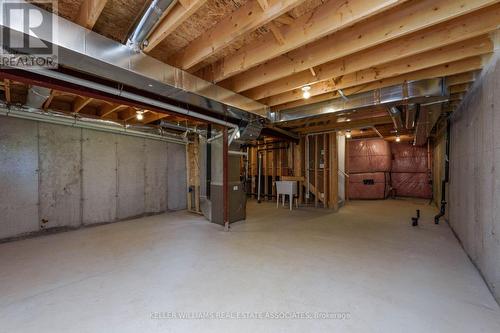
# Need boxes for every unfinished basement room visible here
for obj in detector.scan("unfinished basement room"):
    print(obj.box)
[1,0,500,331]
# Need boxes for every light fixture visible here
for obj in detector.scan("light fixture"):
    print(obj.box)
[235,129,241,139]
[136,110,144,120]
[302,85,311,99]
[345,130,352,139]
[395,135,401,142]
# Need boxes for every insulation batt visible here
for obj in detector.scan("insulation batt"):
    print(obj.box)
[391,172,432,199]
[348,139,392,173]
[390,142,429,173]
[348,172,390,199]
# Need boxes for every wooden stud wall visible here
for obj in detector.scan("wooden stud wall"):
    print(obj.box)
[244,135,339,211]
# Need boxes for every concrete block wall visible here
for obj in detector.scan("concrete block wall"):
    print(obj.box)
[0,116,187,240]
[449,53,500,302]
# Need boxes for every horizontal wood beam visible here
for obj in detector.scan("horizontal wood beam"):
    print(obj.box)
[449,83,471,94]
[144,0,208,52]
[168,0,304,70]
[221,0,498,92]
[446,71,478,86]
[242,5,500,99]
[75,0,108,29]
[274,56,488,111]
[199,0,408,82]
[263,35,492,106]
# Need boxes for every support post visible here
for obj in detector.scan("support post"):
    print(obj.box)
[323,134,328,208]
[223,127,229,231]
[329,133,339,211]
[257,151,262,203]
[314,135,319,208]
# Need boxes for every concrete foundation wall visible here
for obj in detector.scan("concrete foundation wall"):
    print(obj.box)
[0,116,187,240]
[449,54,500,302]
[166,142,187,211]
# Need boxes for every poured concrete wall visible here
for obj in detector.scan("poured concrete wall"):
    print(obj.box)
[167,142,187,210]
[449,54,500,302]
[82,130,117,225]
[39,124,82,229]
[0,117,38,239]
[0,116,187,240]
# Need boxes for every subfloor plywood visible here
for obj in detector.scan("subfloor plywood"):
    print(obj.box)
[0,199,499,332]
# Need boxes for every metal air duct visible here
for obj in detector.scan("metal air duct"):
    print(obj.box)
[128,0,177,51]
[272,78,448,123]
[25,86,51,109]
[0,0,268,121]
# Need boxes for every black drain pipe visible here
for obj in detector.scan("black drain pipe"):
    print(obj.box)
[435,116,451,224]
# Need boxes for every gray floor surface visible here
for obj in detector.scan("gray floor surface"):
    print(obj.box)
[1,199,499,332]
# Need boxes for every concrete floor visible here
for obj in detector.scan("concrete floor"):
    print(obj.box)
[1,199,499,332]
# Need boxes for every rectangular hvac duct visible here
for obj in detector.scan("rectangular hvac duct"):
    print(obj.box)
[272,78,448,123]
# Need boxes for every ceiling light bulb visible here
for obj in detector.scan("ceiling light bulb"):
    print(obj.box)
[302,85,311,99]
[136,111,144,120]
[395,135,401,142]
[345,130,352,139]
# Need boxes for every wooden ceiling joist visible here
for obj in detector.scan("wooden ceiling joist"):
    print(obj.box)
[119,107,140,122]
[42,90,57,110]
[256,0,269,11]
[3,79,11,103]
[75,0,108,29]
[264,35,492,106]
[220,0,498,93]
[141,113,170,125]
[446,71,478,86]
[167,0,305,70]
[242,5,500,100]
[72,96,94,113]
[449,83,471,94]
[99,103,127,118]
[268,22,286,45]
[274,56,487,111]
[144,0,209,52]
[200,0,408,82]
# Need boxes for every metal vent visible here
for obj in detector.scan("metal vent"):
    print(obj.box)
[239,121,263,141]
